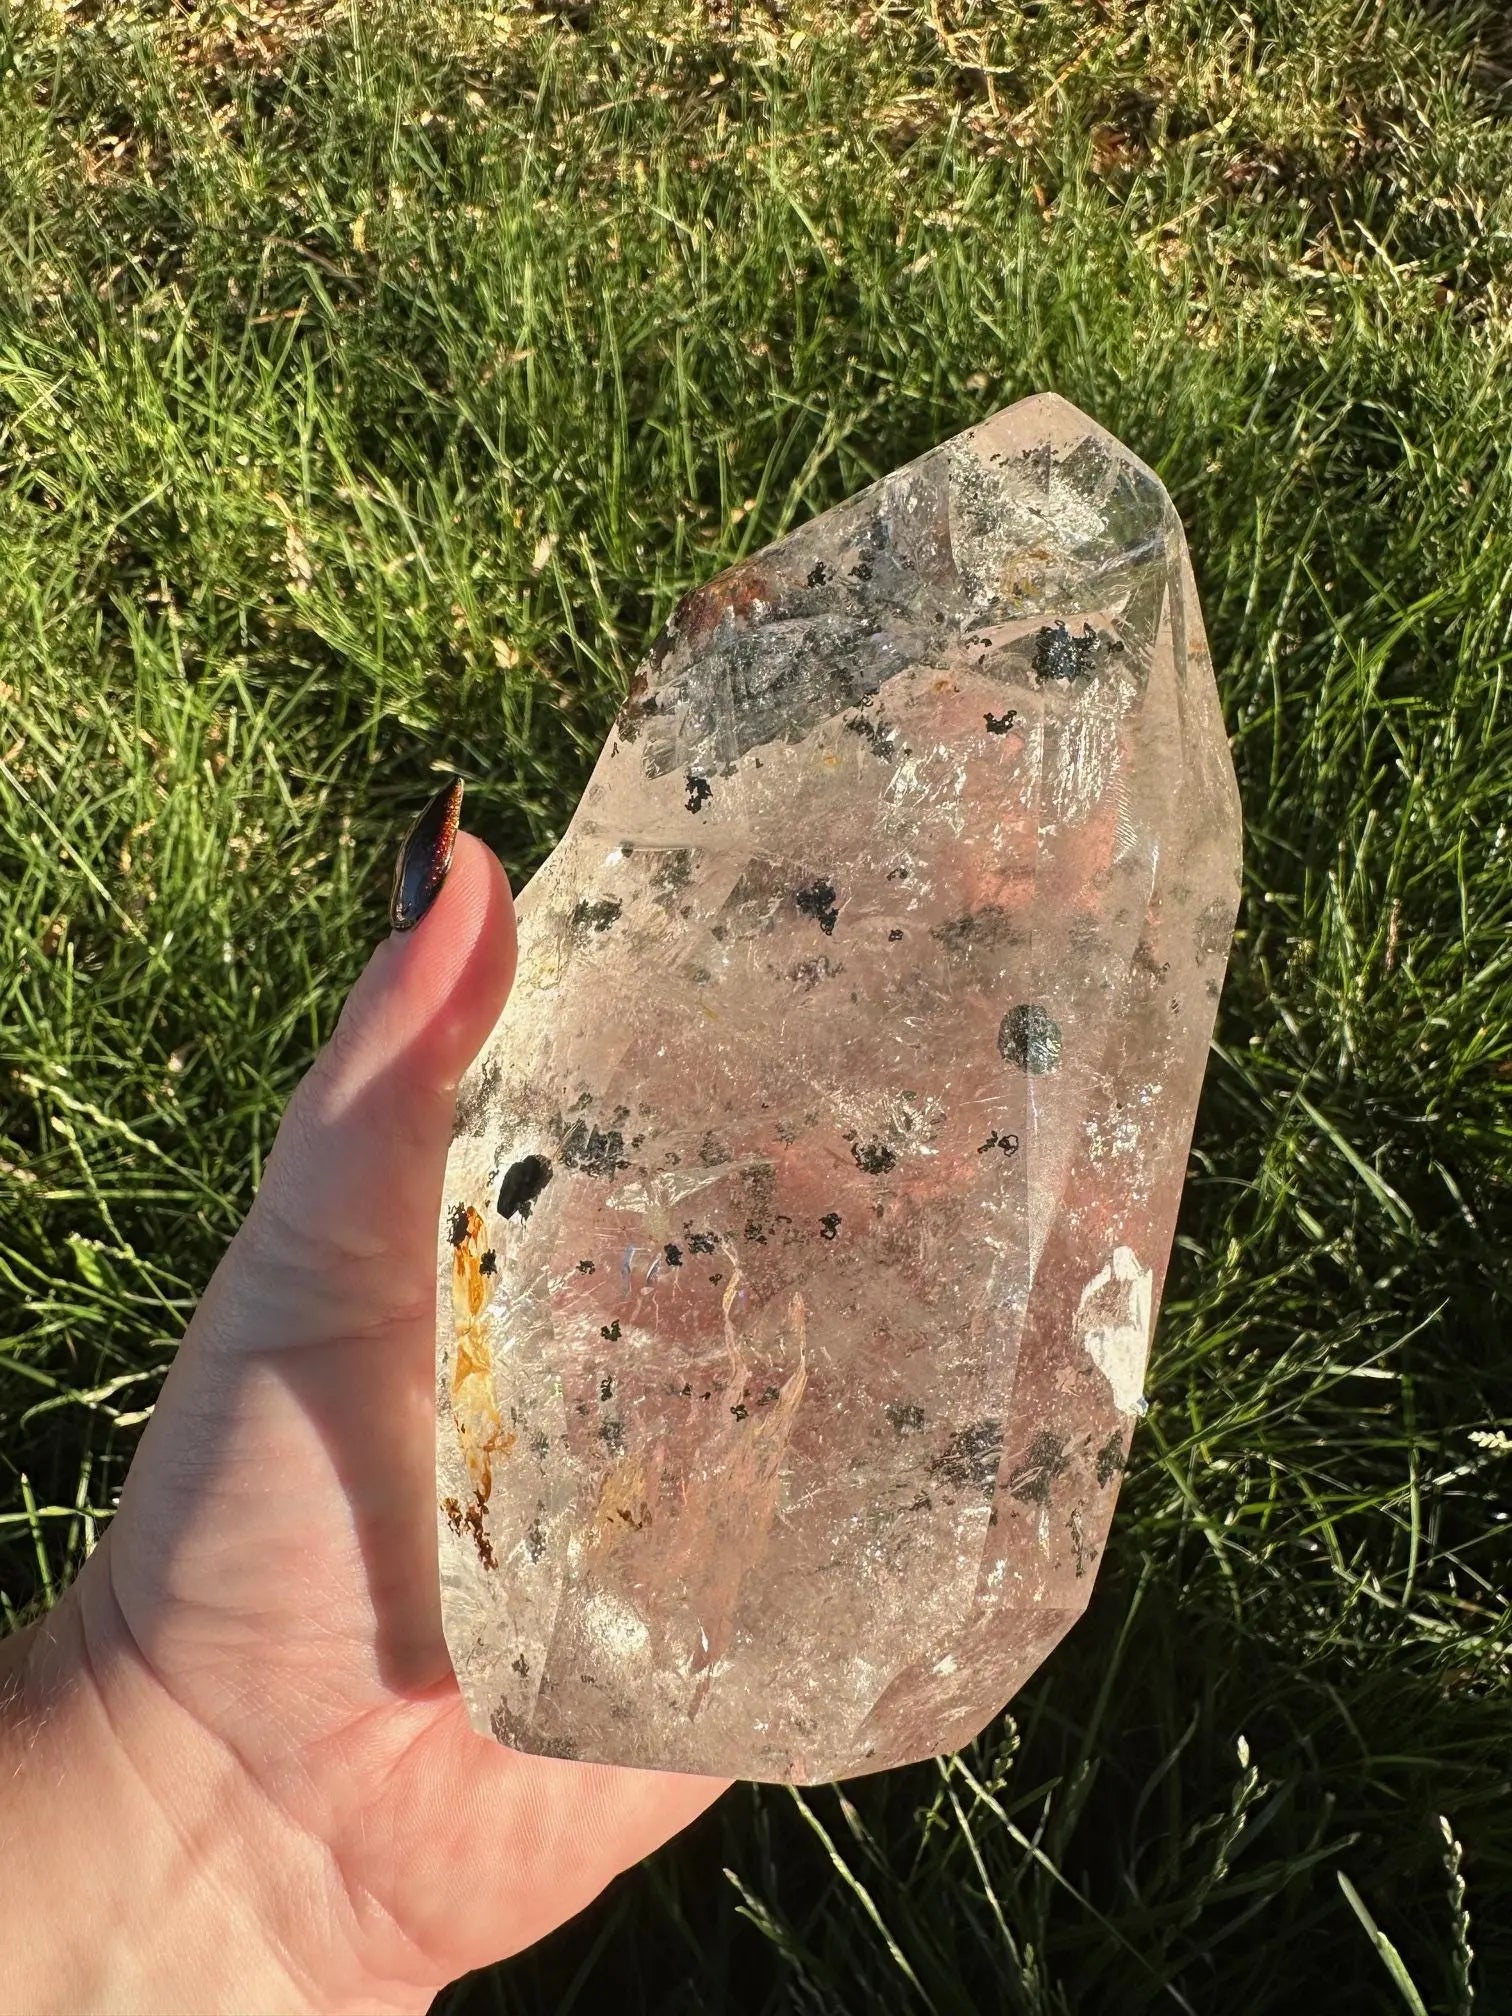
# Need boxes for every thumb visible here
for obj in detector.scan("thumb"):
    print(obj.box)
[240,814,518,1319]
[94,799,518,1687]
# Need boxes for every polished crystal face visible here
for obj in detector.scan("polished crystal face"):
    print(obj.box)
[436,393,1242,1783]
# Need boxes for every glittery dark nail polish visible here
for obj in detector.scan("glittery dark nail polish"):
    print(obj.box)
[390,777,463,932]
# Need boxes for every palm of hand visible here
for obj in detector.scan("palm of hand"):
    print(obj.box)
[71,840,725,2011]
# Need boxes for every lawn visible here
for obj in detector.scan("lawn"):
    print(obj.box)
[1,0,1509,2009]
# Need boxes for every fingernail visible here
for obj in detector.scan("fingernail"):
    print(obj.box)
[390,777,463,933]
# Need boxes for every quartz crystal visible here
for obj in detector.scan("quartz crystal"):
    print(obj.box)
[436,393,1242,1782]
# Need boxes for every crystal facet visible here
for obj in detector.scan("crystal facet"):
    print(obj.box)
[436,393,1242,1782]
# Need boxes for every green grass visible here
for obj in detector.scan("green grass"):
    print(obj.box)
[2,0,1509,2008]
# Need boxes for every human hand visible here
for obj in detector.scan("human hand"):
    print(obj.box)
[0,786,728,2015]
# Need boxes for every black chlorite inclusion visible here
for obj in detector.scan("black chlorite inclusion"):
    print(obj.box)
[998,1004,1063,1075]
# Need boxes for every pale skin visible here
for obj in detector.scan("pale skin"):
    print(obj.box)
[0,833,728,2014]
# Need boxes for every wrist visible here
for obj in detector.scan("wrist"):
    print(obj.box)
[0,1550,421,2016]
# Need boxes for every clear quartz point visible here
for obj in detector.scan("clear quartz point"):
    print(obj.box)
[436,393,1242,1782]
